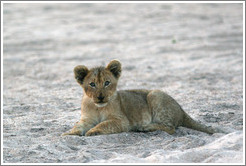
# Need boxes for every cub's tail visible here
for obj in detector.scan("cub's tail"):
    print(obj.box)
[182,112,226,134]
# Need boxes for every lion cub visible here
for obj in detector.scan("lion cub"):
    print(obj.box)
[62,60,221,136]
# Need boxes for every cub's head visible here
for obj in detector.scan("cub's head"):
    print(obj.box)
[74,60,121,107]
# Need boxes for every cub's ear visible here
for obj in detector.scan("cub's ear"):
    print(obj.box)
[106,60,121,79]
[74,65,89,85]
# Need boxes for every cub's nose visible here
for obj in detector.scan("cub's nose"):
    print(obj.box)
[97,96,105,102]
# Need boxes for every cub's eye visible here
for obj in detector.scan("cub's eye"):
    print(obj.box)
[104,81,110,87]
[89,82,96,87]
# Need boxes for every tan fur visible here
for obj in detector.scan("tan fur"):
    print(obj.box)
[62,60,223,136]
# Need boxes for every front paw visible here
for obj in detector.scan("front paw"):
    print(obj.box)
[61,130,83,136]
[85,129,102,136]
[62,125,85,136]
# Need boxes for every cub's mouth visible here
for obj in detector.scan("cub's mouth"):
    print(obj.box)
[95,102,108,108]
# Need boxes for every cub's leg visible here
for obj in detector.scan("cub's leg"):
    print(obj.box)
[85,119,128,136]
[147,90,184,134]
[139,123,175,135]
[62,119,95,136]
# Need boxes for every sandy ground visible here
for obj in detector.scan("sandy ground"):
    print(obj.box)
[2,3,244,163]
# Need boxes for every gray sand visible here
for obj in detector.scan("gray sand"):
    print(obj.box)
[2,3,244,163]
